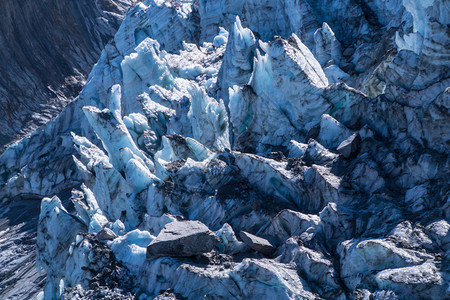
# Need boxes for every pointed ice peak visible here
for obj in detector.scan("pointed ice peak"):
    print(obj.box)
[184,137,214,161]
[213,27,229,47]
[82,105,154,173]
[395,0,436,54]
[81,184,101,216]
[124,157,158,193]
[314,22,341,66]
[71,132,112,172]
[320,22,335,37]
[219,16,257,107]
[167,134,213,162]
[250,34,328,92]
[187,84,230,151]
[234,16,256,47]
[108,84,123,120]
[403,0,435,37]
[249,49,273,95]
[258,40,269,54]
[39,196,67,222]
[121,37,174,111]
[285,33,329,88]
[71,132,93,148]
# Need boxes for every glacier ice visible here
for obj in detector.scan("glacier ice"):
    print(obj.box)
[187,85,230,151]
[213,27,229,48]
[316,114,353,149]
[109,229,154,270]
[314,22,341,66]
[0,0,445,299]
[216,223,247,254]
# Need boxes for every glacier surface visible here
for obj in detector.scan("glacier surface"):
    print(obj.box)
[0,0,449,299]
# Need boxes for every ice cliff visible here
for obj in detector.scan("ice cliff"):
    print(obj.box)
[0,0,449,299]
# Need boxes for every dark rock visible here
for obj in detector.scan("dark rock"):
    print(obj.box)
[337,133,361,158]
[307,123,320,140]
[268,151,287,162]
[189,252,234,266]
[63,234,137,299]
[342,47,355,57]
[165,160,186,174]
[154,292,178,300]
[97,227,118,241]
[239,231,276,256]
[146,221,219,258]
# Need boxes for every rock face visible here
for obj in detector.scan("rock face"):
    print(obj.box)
[0,0,448,299]
[239,231,276,256]
[0,0,135,150]
[146,221,219,257]
[97,227,118,241]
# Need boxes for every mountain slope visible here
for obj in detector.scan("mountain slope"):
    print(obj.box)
[0,0,135,150]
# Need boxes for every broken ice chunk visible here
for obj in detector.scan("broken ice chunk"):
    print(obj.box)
[213,27,229,47]
[109,229,154,270]
[288,140,308,158]
[317,114,353,149]
[216,223,246,254]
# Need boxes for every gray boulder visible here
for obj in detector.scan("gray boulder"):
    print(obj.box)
[337,133,361,158]
[239,231,276,256]
[97,227,118,241]
[146,221,219,258]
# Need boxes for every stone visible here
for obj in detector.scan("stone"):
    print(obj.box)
[239,231,276,256]
[146,221,219,258]
[97,227,118,241]
[336,133,361,158]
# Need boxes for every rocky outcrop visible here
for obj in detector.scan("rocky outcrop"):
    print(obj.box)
[146,221,219,257]
[239,231,276,256]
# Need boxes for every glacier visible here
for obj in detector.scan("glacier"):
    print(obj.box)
[0,0,449,299]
